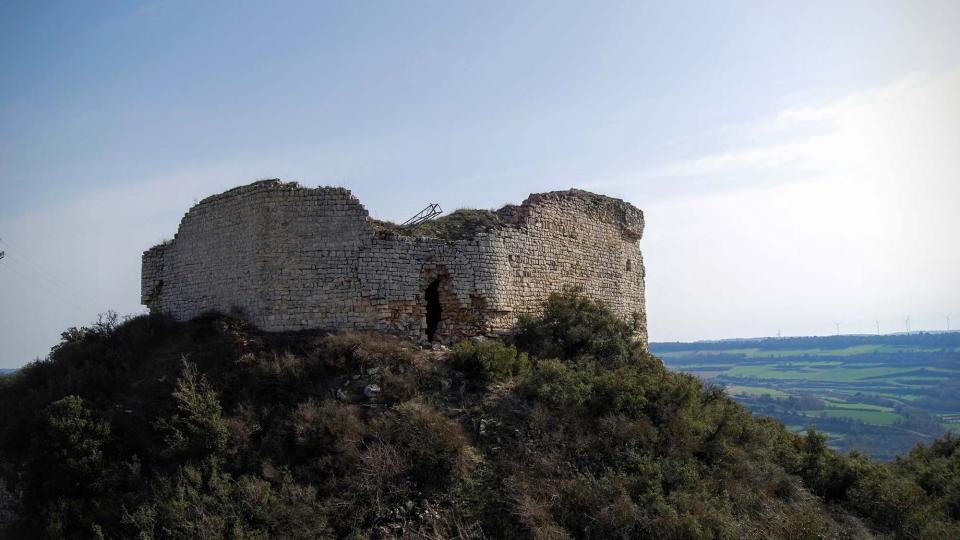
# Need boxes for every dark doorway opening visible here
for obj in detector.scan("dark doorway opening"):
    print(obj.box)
[425,279,442,341]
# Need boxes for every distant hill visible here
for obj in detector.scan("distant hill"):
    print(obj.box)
[651,332,960,460]
[651,331,960,352]
[0,369,16,376]
[2,296,960,538]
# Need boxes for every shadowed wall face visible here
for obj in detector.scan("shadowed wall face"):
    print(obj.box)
[143,180,647,345]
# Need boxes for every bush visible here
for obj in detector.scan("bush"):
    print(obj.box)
[290,399,364,464]
[372,401,471,488]
[21,395,114,537]
[450,339,530,382]
[6,301,960,538]
[316,333,416,373]
[372,401,473,490]
[127,465,333,539]
[513,288,640,368]
[155,362,229,460]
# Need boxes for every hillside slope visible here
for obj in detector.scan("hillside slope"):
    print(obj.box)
[2,292,959,539]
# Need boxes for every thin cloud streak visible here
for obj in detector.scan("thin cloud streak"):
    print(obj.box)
[616,69,960,342]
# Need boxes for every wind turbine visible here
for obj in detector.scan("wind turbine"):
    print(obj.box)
[834,322,841,336]
[875,320,880,335]
[947,315,952,332]
[904,317,911,333]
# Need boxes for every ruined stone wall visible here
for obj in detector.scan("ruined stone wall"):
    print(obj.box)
[483,190,647,344]
[142,180,646,345]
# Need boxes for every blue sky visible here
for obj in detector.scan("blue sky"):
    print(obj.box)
[2,1,959,367]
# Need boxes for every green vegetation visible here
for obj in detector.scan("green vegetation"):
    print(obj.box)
[372,208,507,240]
[652,332,960,459]
[810,409,902,426]
[3,295,960,538]
[727,385,790,398]
[412,209,505,239]
[449,339,530,382]
[828,402,894,412]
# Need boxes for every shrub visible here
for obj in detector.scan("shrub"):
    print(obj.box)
[21,395,113,538]
[450,339,530,382]
[35,395,111,486]
[290,399,364,467]
[513,288,640,367]
[372,401,473,490]
[7,299,960,538]
[129,465,333,539]
[353,440,411,516]
[518,358,593,411]
[316,333,416,373]
[155,362,229,460]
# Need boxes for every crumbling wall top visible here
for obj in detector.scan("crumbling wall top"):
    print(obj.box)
[502,188,644,240]
[149,180,644,252]
[193,179,360,209]
[373,187,644,242]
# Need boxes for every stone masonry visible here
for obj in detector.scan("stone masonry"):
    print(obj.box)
[142,180,647,346]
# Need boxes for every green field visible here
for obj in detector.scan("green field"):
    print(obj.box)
[804,409,902,425]
[726,385,789,398]
[651,332,960,459]
[826,401,893,412]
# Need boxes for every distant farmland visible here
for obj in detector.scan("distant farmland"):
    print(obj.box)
[651,332,960,460]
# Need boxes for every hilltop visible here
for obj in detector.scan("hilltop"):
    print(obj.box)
[2,292,960,539]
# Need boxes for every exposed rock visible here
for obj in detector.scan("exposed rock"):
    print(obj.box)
[363,384,381,398]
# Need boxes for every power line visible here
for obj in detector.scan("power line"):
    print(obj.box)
[0,238,90,298]
[0,237,100,315]
[1,254,98,311]
[0,256,92,316]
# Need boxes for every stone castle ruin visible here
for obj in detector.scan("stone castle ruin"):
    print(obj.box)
[142,180,647,345]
